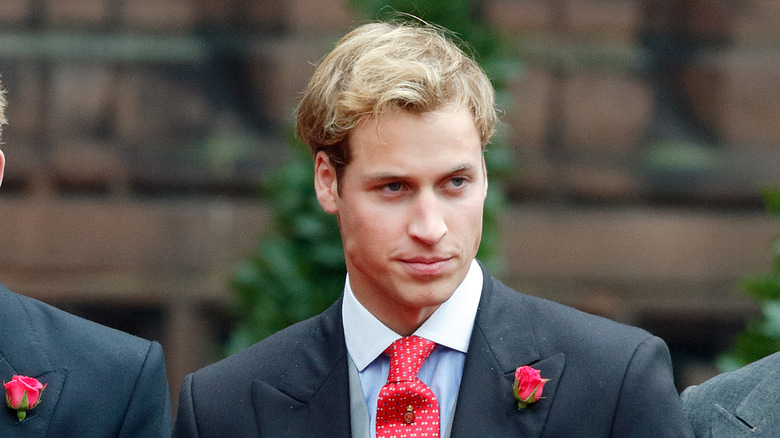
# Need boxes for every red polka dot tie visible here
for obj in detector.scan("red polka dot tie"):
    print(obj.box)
[376,335,440,438]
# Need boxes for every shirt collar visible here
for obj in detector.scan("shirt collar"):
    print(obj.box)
[342,259,483,371]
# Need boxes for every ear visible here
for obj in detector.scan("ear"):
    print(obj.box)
[314,151,339,214]
[481,155,488,198]
[0,149,5,186]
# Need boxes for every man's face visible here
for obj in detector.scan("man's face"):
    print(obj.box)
[314,107,487,334]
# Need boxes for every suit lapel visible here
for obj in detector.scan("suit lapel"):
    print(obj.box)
[0,287,67,436]
[450,271,565,438]
[251,299,352,437]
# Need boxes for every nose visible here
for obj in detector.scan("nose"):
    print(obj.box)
[408,190,448,244]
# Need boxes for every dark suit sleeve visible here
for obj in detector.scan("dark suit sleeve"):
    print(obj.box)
[610,336,694,437]
[172,373,199,438]
[116,341,172,438]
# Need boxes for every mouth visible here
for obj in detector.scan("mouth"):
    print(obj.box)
[399,256,454,276]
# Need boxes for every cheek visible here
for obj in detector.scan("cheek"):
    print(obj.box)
[341,214,396,273]
[340,203,397,248]
[453,200,485,245]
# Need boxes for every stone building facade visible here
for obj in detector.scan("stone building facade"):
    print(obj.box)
[0,0,778,407]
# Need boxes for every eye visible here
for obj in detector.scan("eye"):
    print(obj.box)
[385,182,403,192]
[449,176,468,188]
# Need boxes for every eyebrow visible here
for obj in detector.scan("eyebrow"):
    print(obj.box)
[363,164,476,182]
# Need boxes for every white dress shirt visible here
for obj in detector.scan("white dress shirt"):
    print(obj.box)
[342,259,483,438]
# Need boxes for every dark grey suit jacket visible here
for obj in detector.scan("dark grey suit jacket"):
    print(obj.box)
[0,284,171,437]
[681,351,780,437]
[174,265,693,437]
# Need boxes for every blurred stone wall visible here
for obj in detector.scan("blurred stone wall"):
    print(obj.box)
[0,0,778,405]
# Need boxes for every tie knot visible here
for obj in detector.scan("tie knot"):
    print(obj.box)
[385,335,437,383]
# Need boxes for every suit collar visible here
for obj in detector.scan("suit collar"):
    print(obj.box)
[0,286,68,436]
[251,298,352,436]
[450,268,565,437]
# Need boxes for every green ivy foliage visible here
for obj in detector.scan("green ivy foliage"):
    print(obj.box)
[719,188,780,370]
[226,0,518,354]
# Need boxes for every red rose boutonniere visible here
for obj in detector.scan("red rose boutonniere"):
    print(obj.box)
[513,366,549,409]
[4,375,47,421]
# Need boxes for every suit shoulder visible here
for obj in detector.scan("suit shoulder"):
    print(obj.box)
[484,275,656,361]
[11,288,156,364]
[683,351,780,408]
[1,286,168,419]
[191,304,343,385]
[491,275,650,339]
[681,352,780,436]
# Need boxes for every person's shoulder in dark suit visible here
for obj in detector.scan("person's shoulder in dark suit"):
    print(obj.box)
[0,284,171,437]
[483,275,693,436]
[173,299,345,438]
[681,351,780,437]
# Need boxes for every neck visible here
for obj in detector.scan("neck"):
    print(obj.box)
[383,307,438,336]
[352,287,439,336]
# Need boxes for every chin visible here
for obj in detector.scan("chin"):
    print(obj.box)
[402,282,458,307]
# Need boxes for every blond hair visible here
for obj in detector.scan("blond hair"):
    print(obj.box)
[296,20,497,175]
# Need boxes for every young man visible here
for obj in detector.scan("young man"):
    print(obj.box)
[0,82,172,437]
[681,351,780,437]
[173,20,693,437]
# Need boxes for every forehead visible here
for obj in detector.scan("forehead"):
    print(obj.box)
[350,107,480,153]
